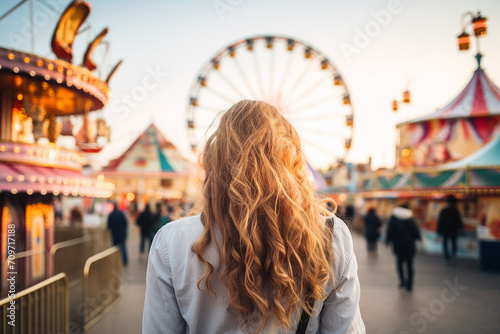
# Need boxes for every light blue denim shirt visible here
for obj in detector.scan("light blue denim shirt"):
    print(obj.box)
[143,215,365,334]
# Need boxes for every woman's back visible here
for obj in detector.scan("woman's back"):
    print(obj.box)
[143,100,365,333]
[143,214,364,333]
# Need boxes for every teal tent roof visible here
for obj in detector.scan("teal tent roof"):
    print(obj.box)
[439,133,500,169]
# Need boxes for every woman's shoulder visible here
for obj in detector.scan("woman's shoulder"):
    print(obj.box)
[330,216,355,282]
[330,216,353,240]
[158,214,203,234]
[154,215,204,248]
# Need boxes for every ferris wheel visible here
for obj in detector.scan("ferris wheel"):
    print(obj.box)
[186,35,354,168]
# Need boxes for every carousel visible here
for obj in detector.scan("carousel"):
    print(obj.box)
[0,1,118,296]
[360,12,500,267]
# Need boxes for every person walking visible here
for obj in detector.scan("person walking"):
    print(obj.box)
[386,203,421,292]
[345,204,355,223]
[136,203,155,257]
[437,195,463,265]
[157,204,174,229]
[107,201,128,267]
[364,208,381,258]
[143,100,365,333]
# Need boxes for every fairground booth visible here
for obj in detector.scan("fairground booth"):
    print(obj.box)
[0,1,117,297]
[362,54,500,268]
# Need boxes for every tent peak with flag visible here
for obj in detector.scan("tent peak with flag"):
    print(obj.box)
[102,124,193,177]
[399,68,500,126]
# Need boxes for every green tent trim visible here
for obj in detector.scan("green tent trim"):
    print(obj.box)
[470,168,500,187]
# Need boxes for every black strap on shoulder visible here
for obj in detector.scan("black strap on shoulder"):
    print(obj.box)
[296,302,312,334]
[295,217,335,334]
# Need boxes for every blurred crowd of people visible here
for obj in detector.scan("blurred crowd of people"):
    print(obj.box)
[333,195,465,292]
[107,200,192,266]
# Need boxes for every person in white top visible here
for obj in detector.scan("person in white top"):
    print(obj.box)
[143,100,365,333]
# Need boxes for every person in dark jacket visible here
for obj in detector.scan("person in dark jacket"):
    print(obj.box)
[107,201,128,266]
[364,208,382,257]
[136,203,156,256]
[437,195,463,265]
[345,204,355,223]
[386,203,421,291]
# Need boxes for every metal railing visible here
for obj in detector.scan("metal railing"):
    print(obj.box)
[0,273,69,334]
[50,236,93,281]
[51,236,93,281]
[1,248,46,298]
[82,246,121,331]
[51,226,111,282]
[2,229,109,296]
[54,226,85,244]
[54,226,111,253]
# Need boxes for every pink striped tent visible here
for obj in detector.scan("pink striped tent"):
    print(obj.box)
[408,68,500,122]
[397,67,500,169]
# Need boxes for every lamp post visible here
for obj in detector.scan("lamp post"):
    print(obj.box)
[457,11,488,67]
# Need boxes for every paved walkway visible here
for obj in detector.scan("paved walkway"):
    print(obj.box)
[86,225,500,334]
[86,225,147,334]
[355,236,499,334]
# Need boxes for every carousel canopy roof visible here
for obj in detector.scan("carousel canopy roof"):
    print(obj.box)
[0,48,109,114]
[102,124,193,177]
[0,162,114,198]
[439,132,500,169]
[400,68,500,126]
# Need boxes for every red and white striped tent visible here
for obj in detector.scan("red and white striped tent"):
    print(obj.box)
[406,68,500,122]
[397,67,500,168]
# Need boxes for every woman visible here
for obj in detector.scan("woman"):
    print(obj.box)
[143,100,365,333]
[364,208,381,258]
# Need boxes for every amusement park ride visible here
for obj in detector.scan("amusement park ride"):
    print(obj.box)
[0,0,118,295]
[186,35,355,168]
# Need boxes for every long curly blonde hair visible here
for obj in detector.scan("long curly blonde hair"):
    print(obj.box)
[192,100,335,332]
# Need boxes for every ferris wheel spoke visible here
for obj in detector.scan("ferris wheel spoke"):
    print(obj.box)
[300,136,340,158]
[288,112,347,122]
[203,86,238,104]
[214,70,248,100]
[195,104,224,113]
[269,48,275,103]
[231,57,259,99]
[252,50,266,100]
[294,124,346,139]
[275,49,295,106]
[193,123,217,132]
[286,95,337,115]
[286,74,331,108]
[280,58,315,105]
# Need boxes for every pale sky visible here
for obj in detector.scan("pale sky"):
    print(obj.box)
[1,0,499,170]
